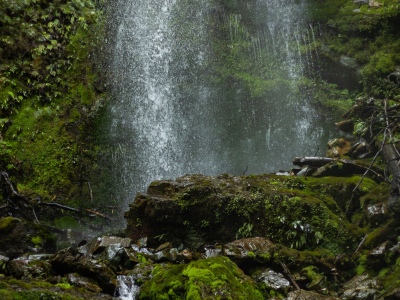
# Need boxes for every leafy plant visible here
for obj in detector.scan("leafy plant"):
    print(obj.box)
[236,222,253,239]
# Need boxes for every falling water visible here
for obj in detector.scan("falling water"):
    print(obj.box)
[116,275,140,300]
[105,0,335,211]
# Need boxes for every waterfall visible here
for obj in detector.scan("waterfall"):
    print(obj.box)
[105,0,335,212]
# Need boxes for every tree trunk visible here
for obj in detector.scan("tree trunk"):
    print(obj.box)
[382,144,400,214]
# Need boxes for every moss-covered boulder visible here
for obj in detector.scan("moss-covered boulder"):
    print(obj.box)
[125,174,377,253]
[138,256,264,300]
[0,217,56,258]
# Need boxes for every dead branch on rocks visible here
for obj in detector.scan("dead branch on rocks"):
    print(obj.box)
[280,262,300,291]
[0,170,114,222]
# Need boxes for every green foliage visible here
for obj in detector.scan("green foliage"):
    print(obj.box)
[307,0,349,21]
[0,0,106,206]
[299,79,354,114]
[315,0,400,99]
[0,0,99,112]
[236,222,253,239]
[209,5,292,100]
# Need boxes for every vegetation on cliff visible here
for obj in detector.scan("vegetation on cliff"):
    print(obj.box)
[0,0,108,225]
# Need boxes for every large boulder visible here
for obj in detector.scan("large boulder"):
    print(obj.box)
[125,174,374,253]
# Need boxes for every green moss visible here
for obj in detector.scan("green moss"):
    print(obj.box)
[53,216,80,230]
[364,224,392,249]
[356,254,368,275]
[301,266,324,288]
[0,289,13,300]
[360,183,390,208]
[159,175,368,253]
[56,283,73,290]
[7,278,32,289]
[30,281,52,289]
[0,217,20,234]
[0,278,88,299]
[379,268,390,277]
[139,256,263,299]
[31,236,42,247]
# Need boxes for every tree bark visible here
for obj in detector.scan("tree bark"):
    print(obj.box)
[382,144,400,214]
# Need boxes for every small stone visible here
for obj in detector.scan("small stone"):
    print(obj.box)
[327,138,351,158]
[286,290,338,299]
[349,141,372,159]
[369,0,382,7]
[341,274,381,299]
[180,249,193,261]
[137,237,148,247]
[155,242,172,252]
[67,273,102,293]
[366,202,387,225]
[224,237,274,260]
[99,236,131,248]
[335,120,354,133]
[255,269,292,294]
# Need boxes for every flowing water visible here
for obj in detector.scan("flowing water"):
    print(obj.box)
[105,0,336,212]
[116,275,140,299]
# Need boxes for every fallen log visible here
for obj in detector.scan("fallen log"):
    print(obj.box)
[293,157,385,183]
[292,157,335,168]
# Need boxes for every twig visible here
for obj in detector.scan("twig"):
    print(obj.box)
[354,234,367,254]
[1,171,24,199]
[86,209,114,220]
[87,181,93,202]
[280,262,300,290]
[32,207,40,224]
[38,202,81,212]
[384,99,392,140]
[242,165,248,176]
[353,128,388,192]
[345,129,388,217]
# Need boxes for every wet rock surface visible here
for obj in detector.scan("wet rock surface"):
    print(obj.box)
[0,216,56,257]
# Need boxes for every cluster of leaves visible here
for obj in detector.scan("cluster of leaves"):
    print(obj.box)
[0,0,100,116]
[350,97,400,146]
[298,78,354,114]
